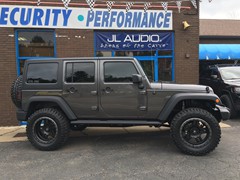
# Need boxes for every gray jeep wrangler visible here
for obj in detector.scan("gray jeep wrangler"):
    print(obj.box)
[11,57,230,155]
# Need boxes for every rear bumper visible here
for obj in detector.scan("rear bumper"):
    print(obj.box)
[216,105,230,121]
[16,110,27,121]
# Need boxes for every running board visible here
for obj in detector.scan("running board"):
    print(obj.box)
[70,120,162,126]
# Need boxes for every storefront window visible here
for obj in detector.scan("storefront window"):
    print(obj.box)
[115,51,156,57]
[96,51,111,57]
[139,61,154,82]
[158,50,172,56]
[18,31,54,57]
[158,58,172,81]
[16,30,56,75]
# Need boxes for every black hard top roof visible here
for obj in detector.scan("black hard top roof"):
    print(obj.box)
[25,57,136,62]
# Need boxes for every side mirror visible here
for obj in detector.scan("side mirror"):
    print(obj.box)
[132,74,142,84]
[211,75,218,79]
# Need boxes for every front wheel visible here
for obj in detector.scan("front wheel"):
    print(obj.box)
[26,108,70,151]
[170,108,221,156]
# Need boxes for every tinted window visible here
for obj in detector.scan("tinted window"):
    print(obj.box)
[65,62,95,83]
[104,62,138,82]
[27,63,58,83]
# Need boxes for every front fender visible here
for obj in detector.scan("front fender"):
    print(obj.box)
[158,93,220,122]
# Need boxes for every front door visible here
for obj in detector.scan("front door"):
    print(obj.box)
[99,60,147,118]
[63,60,98,118]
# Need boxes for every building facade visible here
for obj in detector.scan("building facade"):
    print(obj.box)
[200,19,240,61]
[0,0,199,126]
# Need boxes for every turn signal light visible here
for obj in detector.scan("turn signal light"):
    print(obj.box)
[215,99,220,104]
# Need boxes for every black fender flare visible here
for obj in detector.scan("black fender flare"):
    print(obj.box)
[221,90,234,104]
[24,96,77,120]
[158,93,220,122]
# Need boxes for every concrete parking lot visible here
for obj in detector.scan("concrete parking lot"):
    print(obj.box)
[0,120,240,180]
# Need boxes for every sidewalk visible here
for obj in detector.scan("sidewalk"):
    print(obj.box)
[0,122,231,143]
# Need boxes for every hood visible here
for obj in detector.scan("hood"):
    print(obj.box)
[224,80,240,87]
[150,83,213,93]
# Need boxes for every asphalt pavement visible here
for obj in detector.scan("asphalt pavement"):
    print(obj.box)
[0,120,239,180]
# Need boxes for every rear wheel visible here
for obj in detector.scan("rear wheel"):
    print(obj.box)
[171,108,221,156]
[220,95,237,118]
[26,108,70,151]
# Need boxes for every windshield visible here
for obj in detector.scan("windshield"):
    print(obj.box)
[219,67,240,80]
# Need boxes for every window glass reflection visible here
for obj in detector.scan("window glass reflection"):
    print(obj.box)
[27,63,58,83]
[158,58,172,81]
[115,51,155,56]
[96,51,112,57]
[139,61,154,82]
[18,31,54,57]
[104,62,138,82]
[66,62,95,83]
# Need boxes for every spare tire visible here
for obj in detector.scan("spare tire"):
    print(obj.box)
[11,75,23,108]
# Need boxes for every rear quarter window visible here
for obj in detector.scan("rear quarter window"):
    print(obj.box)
[27,63,58,83]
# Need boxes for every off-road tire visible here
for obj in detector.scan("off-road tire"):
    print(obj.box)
[11,75,23,108]
[170,108,221,156]
[220,95,237,118]
[26,108,70,151]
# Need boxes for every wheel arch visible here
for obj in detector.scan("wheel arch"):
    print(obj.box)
[158,93,222,123]
[24,96,77,120]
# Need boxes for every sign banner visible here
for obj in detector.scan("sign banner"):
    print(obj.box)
[95,32,173,51]
[0,5,173,30]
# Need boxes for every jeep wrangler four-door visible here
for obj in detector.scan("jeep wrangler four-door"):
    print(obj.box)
[11,57,230,155]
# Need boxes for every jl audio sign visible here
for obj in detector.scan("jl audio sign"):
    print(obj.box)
[95,32,173,51]
[0,5,173,30]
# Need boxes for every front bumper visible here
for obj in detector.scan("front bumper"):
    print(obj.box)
[16,109,27,121]
[216,105,230,121]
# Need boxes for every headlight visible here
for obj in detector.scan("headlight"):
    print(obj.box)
[233,87,240,94]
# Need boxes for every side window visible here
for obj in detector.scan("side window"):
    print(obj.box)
[27,63,58,83]
[65,62,95,83]
[104,62,138,82]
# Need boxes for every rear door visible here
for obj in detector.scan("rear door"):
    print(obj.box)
[99,60,147,119]
[63,60,98,118]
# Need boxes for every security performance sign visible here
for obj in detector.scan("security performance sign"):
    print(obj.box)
[95,32,173,51]
[0,5,173,30]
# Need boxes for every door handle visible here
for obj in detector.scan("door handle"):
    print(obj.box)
[103,87,113,94]
[67,87,77,94]
[91,91,98,95]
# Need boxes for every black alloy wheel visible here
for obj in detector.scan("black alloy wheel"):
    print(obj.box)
[180,118,211,147]
[34,117,58,143]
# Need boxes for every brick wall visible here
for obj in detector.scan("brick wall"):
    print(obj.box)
[0,28,18,126]
[0,0,199,126]
[200,37,240,44]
